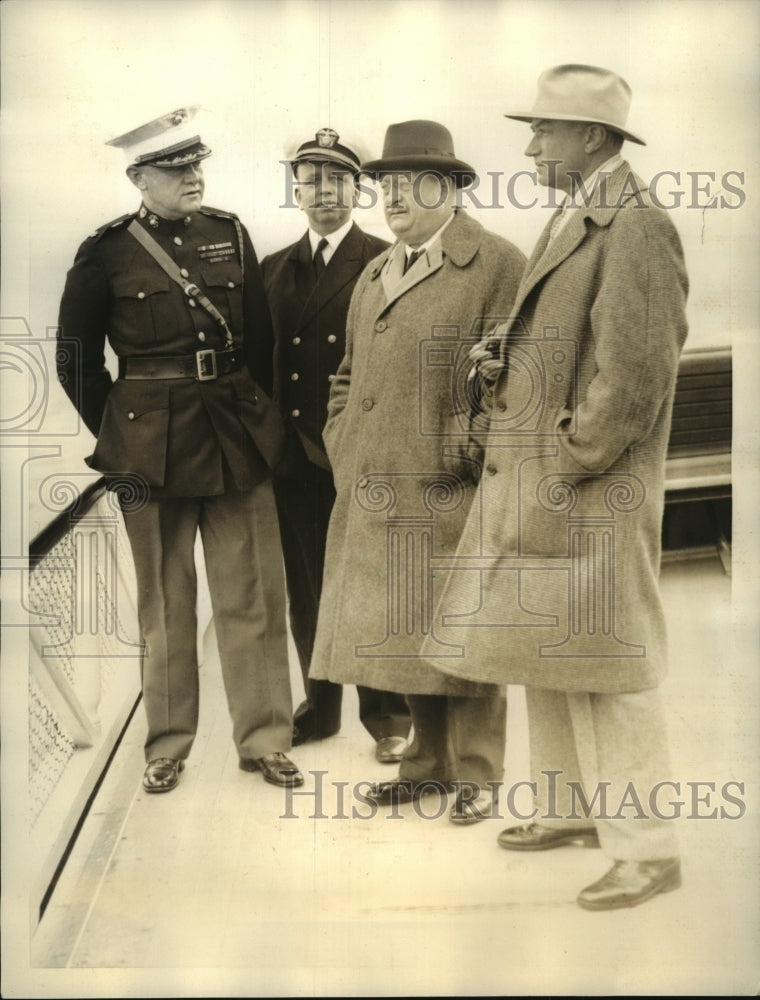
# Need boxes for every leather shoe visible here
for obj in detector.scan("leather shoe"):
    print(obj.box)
[368,776,451,805]
[577,858,682,911]
[239,752,304,787]
[143,758,184,793]
[497,822,600,850]
[375,736,409,764]
[292,723,339,747]
[450,789,498,825]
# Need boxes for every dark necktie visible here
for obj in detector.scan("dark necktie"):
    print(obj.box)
[313,237,328,279]
[403,248,422,275]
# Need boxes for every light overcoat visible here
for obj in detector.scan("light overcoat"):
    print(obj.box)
[309,210,526,695]
[423,162,689,693]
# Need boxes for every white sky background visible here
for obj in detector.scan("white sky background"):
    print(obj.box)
[1,0,759,995]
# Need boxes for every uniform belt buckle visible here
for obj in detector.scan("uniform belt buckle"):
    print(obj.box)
[196,349,217,381]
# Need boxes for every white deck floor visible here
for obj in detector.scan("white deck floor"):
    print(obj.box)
[23,554,760,996]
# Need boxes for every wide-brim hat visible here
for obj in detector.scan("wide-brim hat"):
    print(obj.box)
[290,128,363,174]
[361,120,478,188]
[107,105,212,167]
[504,64,645,146]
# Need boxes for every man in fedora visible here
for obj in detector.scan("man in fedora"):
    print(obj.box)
[426,65,689,906]
[262,129,411,762]
[57,107,302,794]
[309,120,525,823]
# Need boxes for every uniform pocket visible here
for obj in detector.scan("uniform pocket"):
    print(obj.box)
[90,382,170,486]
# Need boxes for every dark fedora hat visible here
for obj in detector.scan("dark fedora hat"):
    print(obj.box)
[361,120,477,188]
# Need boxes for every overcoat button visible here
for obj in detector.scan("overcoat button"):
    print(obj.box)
[497,400,507,412]
[293,337,301,345]
[327,334,337,343]
[227,281,235,289]
[361,398,374,411]
[291,409,300,418]
[358,477,369,489]
[374,320,387,333]
[486,464,497,476]
[291,372,299,381]
[128,411,135,421]
[137,291,146,300]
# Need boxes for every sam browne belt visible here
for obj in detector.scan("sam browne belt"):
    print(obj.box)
[120,348,242,381]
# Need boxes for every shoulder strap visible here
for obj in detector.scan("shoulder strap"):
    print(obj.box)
[127,220,233,348]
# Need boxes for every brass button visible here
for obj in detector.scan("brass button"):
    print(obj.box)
[180,268,189,278]
[188,299,196,307]
[293,337,301,345]
[137,291,146,300]
[328,374,335,382]
[174,236,183,246]
[327,334,337,344]
[291,409,300,418]
[227,281,235,289]
[128,411,135,421]
[291,372,299,381]
[198,332,206,342]
[361,397,374,411]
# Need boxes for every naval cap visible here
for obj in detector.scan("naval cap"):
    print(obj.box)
[290,128,362,174]
[107,106,212,168]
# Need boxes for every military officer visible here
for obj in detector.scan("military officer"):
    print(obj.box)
[57,106,302,794]
[262,129,411,762]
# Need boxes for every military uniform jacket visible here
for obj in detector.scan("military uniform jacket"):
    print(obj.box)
[58,206,285,497]
[261,223,389,476]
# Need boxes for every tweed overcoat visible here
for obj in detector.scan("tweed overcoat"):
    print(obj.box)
[262,222,389,476]
[422,163,689,693]
[309,210,526,694]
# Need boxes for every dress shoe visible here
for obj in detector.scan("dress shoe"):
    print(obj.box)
[449,789,498,825]
[497,822,600,851]
[375,736,409,764]
[143,758,184,793]
[368,776,451,805]
[577,858,682,911]
[292,721,340,746]
[239,752,304,787]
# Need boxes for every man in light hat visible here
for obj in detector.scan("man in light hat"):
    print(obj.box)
[309,120,526,823]
[57,107,303,794]
[261,129,411,761]
[426,66,689,906]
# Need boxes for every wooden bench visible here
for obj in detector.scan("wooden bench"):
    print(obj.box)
[663,346,731,570]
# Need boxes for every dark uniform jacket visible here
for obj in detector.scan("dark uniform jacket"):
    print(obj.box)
[58,206,285,497]
[261,222,388,477]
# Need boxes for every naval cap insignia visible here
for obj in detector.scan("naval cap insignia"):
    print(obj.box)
[316,128,339,148]
[171,109,188,126]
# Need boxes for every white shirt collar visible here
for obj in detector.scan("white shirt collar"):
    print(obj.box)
[563,153,624,208]
[403,210,456,260]
[308,218,354,262]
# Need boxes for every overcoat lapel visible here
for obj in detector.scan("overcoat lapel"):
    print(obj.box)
[511,161,648,318]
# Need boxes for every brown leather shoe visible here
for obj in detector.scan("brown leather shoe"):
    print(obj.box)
[497,822,600,850]
[375,736,409,764]
[450,789,498,825]
[239,752,304,787]
[577,858,682,911]
[143,758,185,793]
[368,777,451,805]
